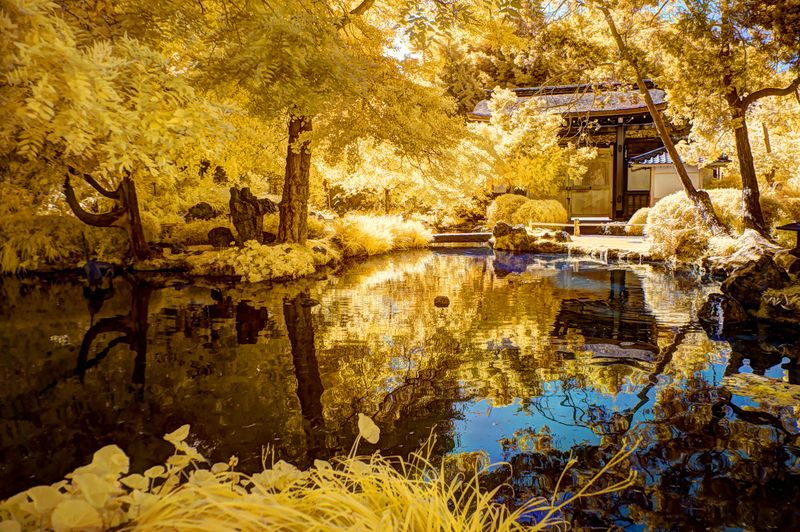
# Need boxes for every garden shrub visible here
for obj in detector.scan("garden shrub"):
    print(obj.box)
[625,207,649,236]
[511,199,568,226]
[0,214,127,273]
[187,240,338,282]
[647,188,800,260]
[486,194,528,226]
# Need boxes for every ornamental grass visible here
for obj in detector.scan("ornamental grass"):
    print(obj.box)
[0,415,637,531]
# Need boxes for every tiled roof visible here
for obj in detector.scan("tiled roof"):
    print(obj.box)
[628,147,732,167]
[628,146,671,166]
[470,86,666,120]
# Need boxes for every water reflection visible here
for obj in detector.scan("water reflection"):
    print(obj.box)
[1,252,799,528]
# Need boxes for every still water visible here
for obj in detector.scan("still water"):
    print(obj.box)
[2,250,799,529]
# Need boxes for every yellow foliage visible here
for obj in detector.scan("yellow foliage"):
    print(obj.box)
[0,422,638,532]
[186,240,338,282]
[166,218,234,246]
[0,214,126,273]
[511,199,568,226]
[331,215,432,258]
[647,189,799,260]
[486,194,529,226]
[625,208,649,236]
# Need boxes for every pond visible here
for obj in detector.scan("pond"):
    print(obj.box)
[2,249,800,529]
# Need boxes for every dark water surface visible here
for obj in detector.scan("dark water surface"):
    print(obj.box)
[2,250,800,529]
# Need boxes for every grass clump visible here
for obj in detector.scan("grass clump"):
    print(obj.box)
[511,200,568,227]
[332,214,432,258]
[0,417,638,532]
[625,207,649,236]
[487,194,529,226]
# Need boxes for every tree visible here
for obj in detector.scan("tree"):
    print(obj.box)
[655,0,800,236]
[590,1,727,234]
[0,0,217,260]
[199,0,463,244]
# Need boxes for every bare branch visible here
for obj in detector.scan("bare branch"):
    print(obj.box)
[67,166,120,199]
[740,76,800,110]
[64,175,126,227]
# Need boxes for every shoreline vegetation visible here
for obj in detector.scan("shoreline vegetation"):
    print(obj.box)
[5,188,799,284]
[0,417,638,532]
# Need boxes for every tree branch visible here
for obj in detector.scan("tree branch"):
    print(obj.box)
[741,75,800,110]
[349,0,375,16]
[336,0,376,29]
[64,175,126,227]
[67,166,120,199]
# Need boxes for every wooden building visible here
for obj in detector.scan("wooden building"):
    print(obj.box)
[470,82,724,221]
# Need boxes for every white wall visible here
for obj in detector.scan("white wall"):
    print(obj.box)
[650,166,702,205]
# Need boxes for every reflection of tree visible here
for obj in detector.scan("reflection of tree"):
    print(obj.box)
[74,276,152,399]
[283,293,326,458]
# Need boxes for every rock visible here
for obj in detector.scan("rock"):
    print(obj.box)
[492,221,514,238]
[230,187,277,244]
[262,232,277,244]
[208,227,235,248]
[699,293,749,336]
[492,226,568,253]
[553,230,571,243]
[434,295,450,308]
[720,255,790,312]
[312,245,327,254]
[185,202,216,221]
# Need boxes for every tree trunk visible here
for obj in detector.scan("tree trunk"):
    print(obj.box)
[598,5,727,235]
[118,176,151,261]
[279,115,313,244]
[762,122,775,187]
[63,169,151,261]
[383,188,390,214]
[729,101,768,235]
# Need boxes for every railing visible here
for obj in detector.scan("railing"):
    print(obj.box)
[431,221,648,243]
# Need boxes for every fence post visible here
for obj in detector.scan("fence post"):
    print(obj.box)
[573,219,580,237]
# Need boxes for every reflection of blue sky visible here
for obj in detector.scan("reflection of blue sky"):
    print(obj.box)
[451,353,737,463]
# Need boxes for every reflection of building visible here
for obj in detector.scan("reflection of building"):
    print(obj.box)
[470,82,728,220]
[552,270,659,358]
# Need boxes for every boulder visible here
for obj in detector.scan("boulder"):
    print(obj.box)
[492,226,569,253]
[720,255,790,312]
[208,227,235,248]
[492,221,513,238]
[185,202,216,221]
[434,295,450,308]
[699,293,749,336]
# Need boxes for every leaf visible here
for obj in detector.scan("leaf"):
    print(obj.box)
[144,466,165,479]
[357,413,380,444]
[71,473,116,508]
[51,499,103,532]
[0,521,22,532]
[211,462,229,474]
[120,474,149,491]
[26,485,64,513]
[164,424,190,445]
[71,445,129,479]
